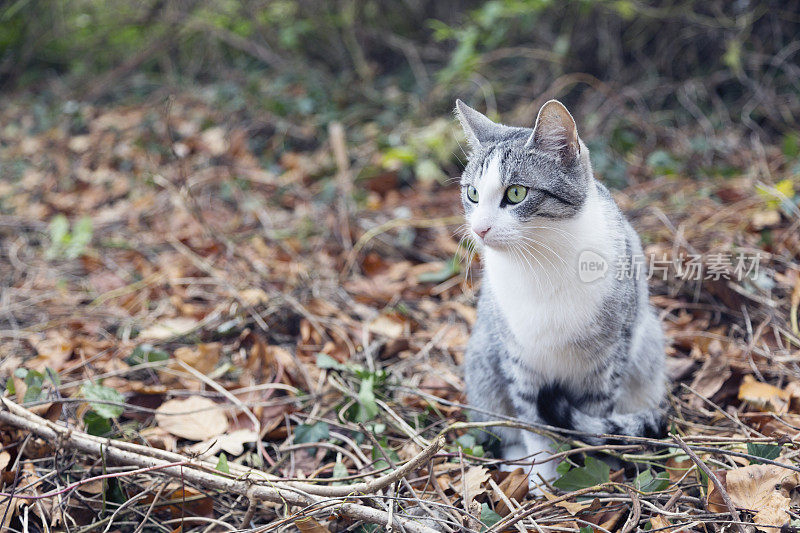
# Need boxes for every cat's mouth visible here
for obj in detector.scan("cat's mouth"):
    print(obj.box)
[475,232,507,249]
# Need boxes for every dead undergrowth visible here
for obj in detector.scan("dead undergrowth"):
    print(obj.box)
[1,91,800,533]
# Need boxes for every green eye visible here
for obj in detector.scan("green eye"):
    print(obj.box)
[505,185,528,204]
[466,185,479,203]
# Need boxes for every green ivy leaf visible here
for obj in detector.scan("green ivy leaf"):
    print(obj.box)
[553,456,610,491]
[634,469,670,493]
[356,374,379,422]
[23,385,43,403]
[294,422,329,444]
[371,444,401,471]
[81,383,125,419]
[66,216,92,259]
[332,458,349,485]
[480,503,502,531]
[84,410,112,436]
[747,442,781,464]
[128,344,169,365]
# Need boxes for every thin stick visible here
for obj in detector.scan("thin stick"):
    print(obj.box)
[671,434,745,533]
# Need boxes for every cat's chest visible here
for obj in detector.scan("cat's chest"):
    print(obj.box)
[485,256,608,367]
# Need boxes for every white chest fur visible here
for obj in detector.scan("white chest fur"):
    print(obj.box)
[482,183,619,381]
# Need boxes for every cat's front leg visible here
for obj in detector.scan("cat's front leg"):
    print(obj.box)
[520,431,559,492]
[498,430,559,493]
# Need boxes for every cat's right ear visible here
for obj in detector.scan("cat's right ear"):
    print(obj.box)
[455,100,505,148]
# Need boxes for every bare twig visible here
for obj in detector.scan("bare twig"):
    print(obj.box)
[671,434,745,533]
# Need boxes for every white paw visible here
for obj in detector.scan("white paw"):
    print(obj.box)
[499,443,528,472]
[526,460,558,494]
[498,442,559,495]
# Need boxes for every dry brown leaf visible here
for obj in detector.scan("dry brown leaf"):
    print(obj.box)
[1,463,45,530]
[461,466,490,510]
[155,397,228,441]
[172,343,221,375]
[368,314,406,339]
[738,375,791,413]
[144,486,214,519]
[27,331,74,372]
[541,489,590,516]
[494,468,529,516]
[188,429,258,458]
[665,454,694,484]
[707,464,800,529]
[295,516,332,533]
[139,317,198,341]
[140,426,178,451]
[582,498,625,531]
[688,350,731,408]
[76,479,105,495]
[649,515,690,532]
[0,451,10,470]
[239,287,270,306]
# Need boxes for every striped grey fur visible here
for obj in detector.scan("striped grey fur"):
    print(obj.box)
[455,99,667,486]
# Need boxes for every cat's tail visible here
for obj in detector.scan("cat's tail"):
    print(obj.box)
[537,385,667,444]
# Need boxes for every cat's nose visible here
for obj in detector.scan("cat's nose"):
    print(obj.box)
[474,226,491,239]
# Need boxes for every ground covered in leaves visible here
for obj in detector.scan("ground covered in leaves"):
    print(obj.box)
[1,90,800,533]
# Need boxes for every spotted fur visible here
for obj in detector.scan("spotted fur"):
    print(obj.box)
[456,99,667,488]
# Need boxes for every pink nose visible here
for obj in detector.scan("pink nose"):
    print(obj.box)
[474,226,491,239]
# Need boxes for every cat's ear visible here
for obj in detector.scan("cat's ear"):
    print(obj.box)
[526,100,580,162]
[455,99,507,148]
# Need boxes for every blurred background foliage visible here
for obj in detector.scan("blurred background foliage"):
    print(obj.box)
[1,0,799,185]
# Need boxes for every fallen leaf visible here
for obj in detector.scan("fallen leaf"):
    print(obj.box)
[0,451,10,470]
[707,464,800,529]
[188,429,258,458]
[155,397,228,441]
[494,468,529,515]
[139,317,199,341]
[665,454,694,484]
[461,466,490,510]
[144,485,214,519]
[295,516,332,532]
[689,350,731,409]
[172,343,221,375]
[541,489,591,516]
[368,314,406,339]
[649,515,690,532]
[738,375,791,413]
[140,426,178,451]
[27,331,74,372]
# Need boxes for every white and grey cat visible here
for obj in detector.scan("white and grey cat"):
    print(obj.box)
[456,99,666,488]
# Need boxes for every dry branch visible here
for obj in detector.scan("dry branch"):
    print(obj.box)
[0,397,443,533]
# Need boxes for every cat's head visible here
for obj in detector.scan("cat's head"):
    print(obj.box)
[455,99,593,249]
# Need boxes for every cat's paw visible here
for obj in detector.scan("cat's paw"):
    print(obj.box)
[497,443,559,495]
[498,443,528,472]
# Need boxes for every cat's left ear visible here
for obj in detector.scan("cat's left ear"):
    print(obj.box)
[455,99,509,148]
[526,100,580,163]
